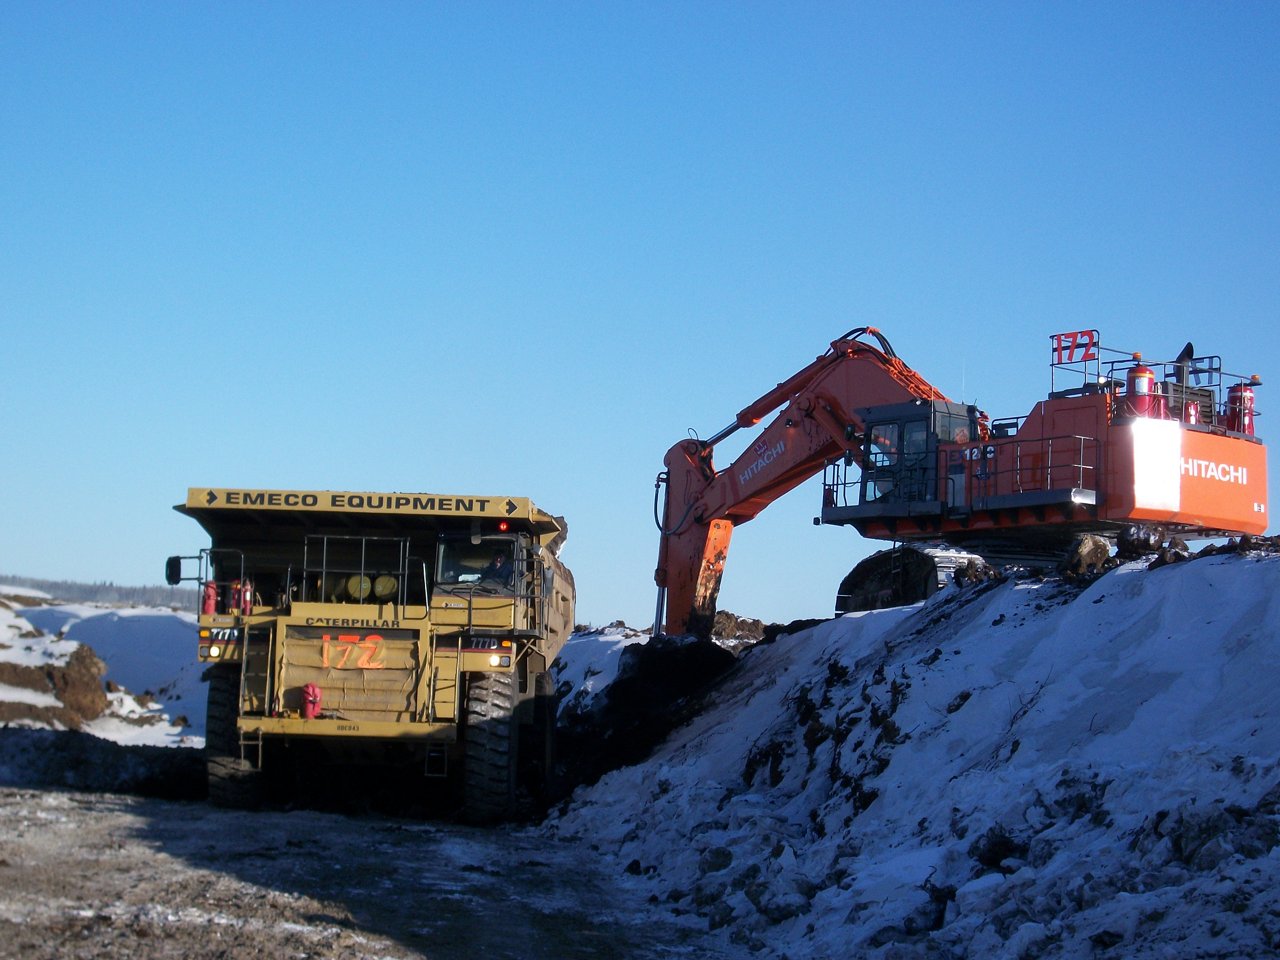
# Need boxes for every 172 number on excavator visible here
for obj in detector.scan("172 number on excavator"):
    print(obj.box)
[1051,330,1099,364]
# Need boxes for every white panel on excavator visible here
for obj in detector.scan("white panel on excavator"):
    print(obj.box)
[1130,418,1182,512]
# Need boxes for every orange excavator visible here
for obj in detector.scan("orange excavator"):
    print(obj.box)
[654,327,1267,637]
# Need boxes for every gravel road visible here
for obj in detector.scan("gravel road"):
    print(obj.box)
[0,787,724,960]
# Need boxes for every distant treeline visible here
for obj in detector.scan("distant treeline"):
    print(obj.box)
[0,574,198,608]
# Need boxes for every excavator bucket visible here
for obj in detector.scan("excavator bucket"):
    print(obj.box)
[686,519,733,639]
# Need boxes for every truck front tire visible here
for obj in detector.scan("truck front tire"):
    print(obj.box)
[461,671,519,823]
[204,664,263,808]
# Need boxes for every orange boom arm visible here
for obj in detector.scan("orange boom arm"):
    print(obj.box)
[653,327,948,637]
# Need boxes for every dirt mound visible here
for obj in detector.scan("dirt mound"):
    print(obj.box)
[556,634,736,794]
[1159,533,1280,569]
[0,645,109,729]
[0,728,204,799]
[711,610,766,643]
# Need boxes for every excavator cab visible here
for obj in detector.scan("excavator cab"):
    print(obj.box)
[861,416,929,503]
[837,400,984,515]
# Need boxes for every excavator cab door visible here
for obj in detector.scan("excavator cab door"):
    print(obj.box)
[860,416,934,506]
[862,421,901,502]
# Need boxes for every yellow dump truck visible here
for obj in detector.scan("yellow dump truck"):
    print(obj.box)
[166,488,575,821]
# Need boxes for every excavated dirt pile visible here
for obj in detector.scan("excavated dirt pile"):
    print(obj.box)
[0,643,109,730]
[556,633,737,794]
[552,612,830,799]
[0,728,204,799]
[1062,531,1280,583]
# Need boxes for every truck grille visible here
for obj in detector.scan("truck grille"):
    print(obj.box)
[278,626,423,723]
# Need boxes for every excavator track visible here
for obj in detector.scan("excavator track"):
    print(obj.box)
[835,545,984,614]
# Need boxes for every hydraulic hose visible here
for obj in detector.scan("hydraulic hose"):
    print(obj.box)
[653,471,697,536]
[833,326,898,360]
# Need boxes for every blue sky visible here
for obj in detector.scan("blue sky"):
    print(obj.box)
[3,2,1277,627]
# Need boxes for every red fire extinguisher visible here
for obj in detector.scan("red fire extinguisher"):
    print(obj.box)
[1226,378,1259,435]
[228,580,253,615]
[301,683,322,719]
[202,580,218,615]
[1125,354,1165,418]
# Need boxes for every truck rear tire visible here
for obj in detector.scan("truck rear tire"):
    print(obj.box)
[461,671,518,823]
[205,664,263,809]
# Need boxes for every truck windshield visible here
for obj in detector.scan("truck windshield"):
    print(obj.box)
[437,539,516,591]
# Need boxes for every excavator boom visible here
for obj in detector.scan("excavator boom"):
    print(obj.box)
[653,327,950,636]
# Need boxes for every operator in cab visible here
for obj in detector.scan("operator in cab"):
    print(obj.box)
[480,548,513,586]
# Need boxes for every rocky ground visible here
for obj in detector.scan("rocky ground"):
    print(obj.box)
[0,785,725,960]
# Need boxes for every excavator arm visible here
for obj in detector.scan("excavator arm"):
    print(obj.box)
[653,327,948,637]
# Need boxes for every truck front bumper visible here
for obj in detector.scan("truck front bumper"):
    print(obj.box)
[237,716,460,742]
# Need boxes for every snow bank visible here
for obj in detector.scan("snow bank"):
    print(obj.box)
[548,554,1280,958]
[14,602,203,740]
[0,601,80,666]
[0,583,51,600]
[553,622,651,715]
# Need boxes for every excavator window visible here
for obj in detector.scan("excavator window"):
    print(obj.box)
[938,413,971,444]
[867,424,900,467]
[903,421,928,458]
[862,416,936,505]
[863,423,901,503]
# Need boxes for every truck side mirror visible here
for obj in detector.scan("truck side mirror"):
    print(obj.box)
[165,556,183,586]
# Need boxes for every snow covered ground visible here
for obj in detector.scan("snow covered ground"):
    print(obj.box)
[3,553,1280,957]
[549,553,1280,958]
